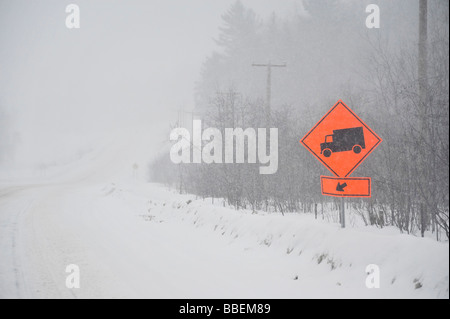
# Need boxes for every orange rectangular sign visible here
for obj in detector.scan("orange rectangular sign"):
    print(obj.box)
[321,176,371,198]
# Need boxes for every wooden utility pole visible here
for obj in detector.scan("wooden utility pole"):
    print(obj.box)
[252,62,286,127]
[418,0,428,238]
[418,0,428,117]
[418,0,428,144]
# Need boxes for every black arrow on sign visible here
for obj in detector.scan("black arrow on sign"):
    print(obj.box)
[336,182,348,192]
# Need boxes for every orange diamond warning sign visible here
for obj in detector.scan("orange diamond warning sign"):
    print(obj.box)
[300,100,382,178]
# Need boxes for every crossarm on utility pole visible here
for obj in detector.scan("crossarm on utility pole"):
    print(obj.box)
[251,64,287,68]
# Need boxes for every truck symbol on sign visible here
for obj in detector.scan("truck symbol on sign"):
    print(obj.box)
[320,127,365,158]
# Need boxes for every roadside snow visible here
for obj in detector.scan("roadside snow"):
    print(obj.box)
[88,181,449,299]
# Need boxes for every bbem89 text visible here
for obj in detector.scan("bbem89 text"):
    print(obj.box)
[223,304,270,314]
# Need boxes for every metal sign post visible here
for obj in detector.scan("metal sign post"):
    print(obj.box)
[300,100,382,228]
[340,197,345,228]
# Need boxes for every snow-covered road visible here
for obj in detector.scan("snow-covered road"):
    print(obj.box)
[0,180,323,298]
[0,181,311,298]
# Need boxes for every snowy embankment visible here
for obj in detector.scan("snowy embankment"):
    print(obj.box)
[102,182,449,299]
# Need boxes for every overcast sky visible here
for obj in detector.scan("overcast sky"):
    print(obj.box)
[0,0,303,167]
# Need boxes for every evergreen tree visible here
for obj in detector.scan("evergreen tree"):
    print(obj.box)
[215,0,258,56]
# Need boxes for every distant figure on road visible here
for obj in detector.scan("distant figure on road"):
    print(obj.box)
[133,163,139,180]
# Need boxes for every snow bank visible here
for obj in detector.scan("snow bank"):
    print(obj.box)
[119,182,449,299]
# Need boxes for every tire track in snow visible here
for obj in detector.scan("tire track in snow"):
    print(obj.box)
[0,186,36,298]
[11,202,30,298]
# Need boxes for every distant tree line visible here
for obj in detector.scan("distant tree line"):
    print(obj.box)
[151,0,449,240]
